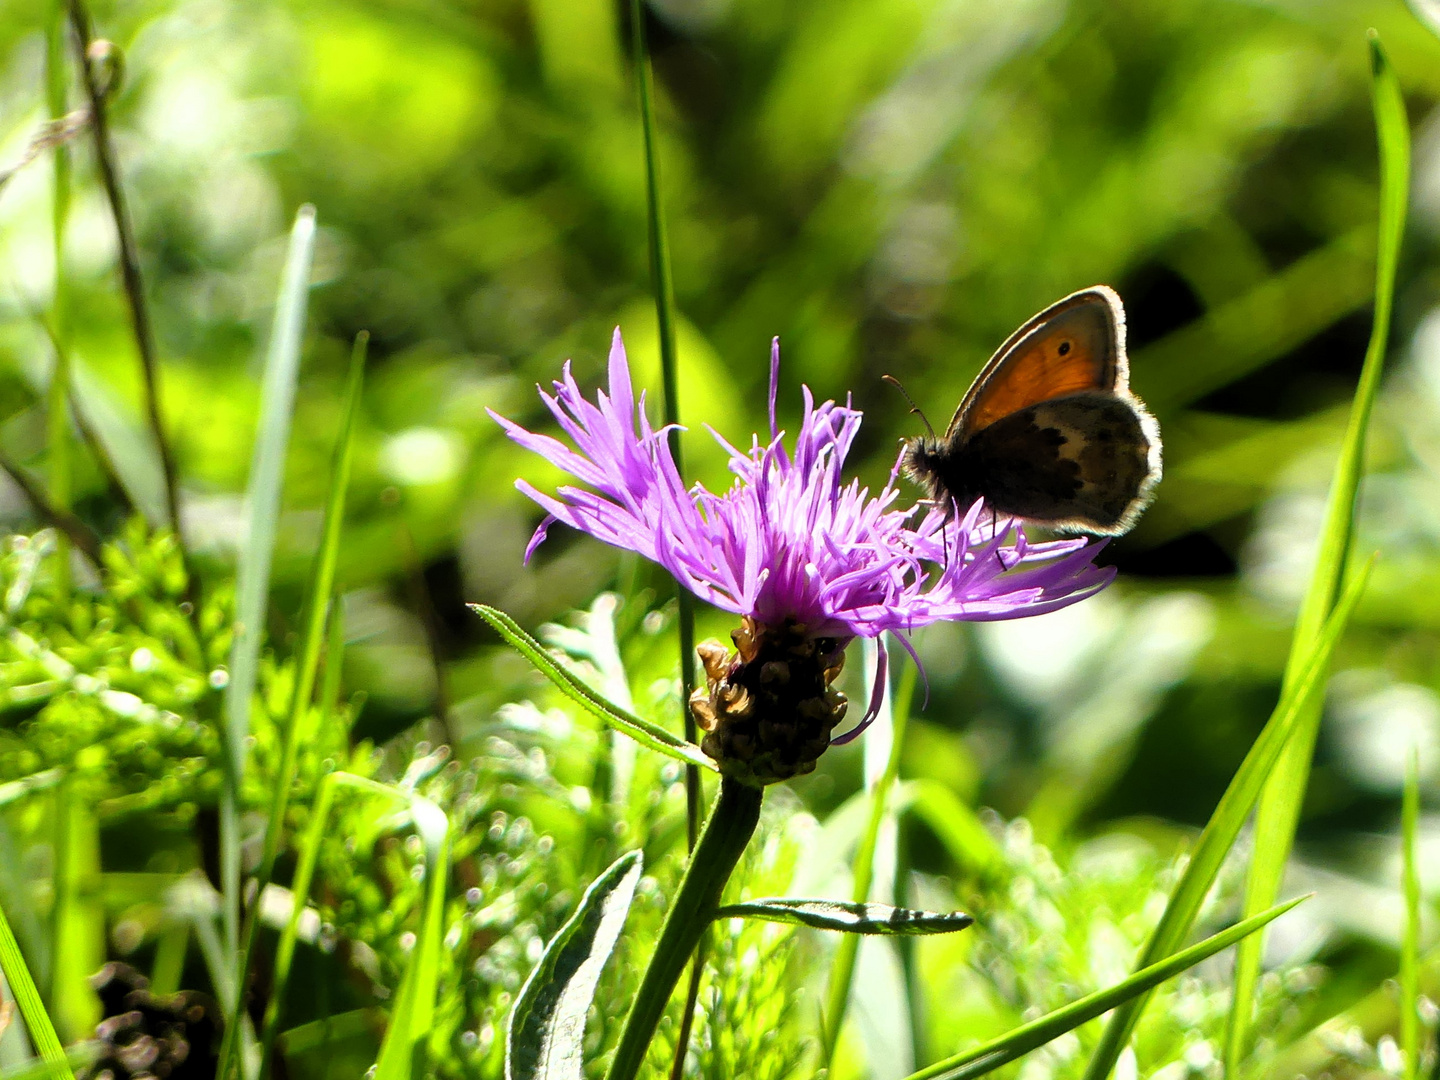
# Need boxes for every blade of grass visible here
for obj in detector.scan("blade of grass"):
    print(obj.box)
[1223,33,1409,1073]
[148,921,187,998]
[370,796,449,1080]
[471,604,716,772]
[626,0,697,834]
[904,897,1307,1080]
[222,204,317,959]
[45,0,72,599]
[258,773,415,1080]
[0,893,74,1079]
[1402,747,1421,1080]
[627,13,705,1065]
[319,593,346,731]
[46,777,99,1043]
[1080,556,1373,1080]
[221,332,365,1080]
[823,643,913,1062]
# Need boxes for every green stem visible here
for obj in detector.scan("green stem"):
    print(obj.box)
[629,8,705,1065]
[45,0,71,600]
[605,778,763,1080]
[822,656,912,1062]
[627,0,699,836]
[67,0,196,610]
[1402,747,1421,1080]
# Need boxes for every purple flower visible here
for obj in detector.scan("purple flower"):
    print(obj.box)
[489,330,1113,773]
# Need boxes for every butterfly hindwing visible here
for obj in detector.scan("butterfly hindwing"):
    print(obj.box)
[951,287,1125,439]
[957,393,1159,534]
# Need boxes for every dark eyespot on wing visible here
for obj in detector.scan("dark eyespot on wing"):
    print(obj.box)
[958,394,1157,532]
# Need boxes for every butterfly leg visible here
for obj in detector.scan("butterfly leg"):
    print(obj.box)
[989,507,1013,572]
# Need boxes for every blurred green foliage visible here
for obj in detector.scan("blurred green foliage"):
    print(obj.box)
[0,0,1438,1076]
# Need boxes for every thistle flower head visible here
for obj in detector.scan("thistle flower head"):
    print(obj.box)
[490,331,1115,783]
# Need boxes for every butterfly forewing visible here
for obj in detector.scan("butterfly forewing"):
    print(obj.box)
[951,287,1125,439]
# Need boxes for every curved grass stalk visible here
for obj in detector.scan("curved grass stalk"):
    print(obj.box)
[1222,33,1410,1073]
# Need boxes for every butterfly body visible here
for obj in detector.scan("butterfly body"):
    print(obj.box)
[901,286,1161,537]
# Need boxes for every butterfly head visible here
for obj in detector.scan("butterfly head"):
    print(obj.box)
[899,434,979,517]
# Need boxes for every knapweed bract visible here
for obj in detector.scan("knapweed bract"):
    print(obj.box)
[491,330,1114,784]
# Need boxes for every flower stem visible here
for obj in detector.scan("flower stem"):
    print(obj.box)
[67,0,195,606]
[822,654,913,1063]
[606,778,763,1080]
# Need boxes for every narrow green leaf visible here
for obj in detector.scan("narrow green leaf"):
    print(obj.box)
[258,772,407,1080]
[628,14,704,1064]
[47,777,100,1042]
[471,604,716,772]
[224,204,317,958]
[277,1008,380,1057]
[372,797,450,1080]
[507,850,643,1080]
[221,332,366,1080]
[1081,558,1372,1080]
[906,897,1307,1080]
[1225,33,1409,1071]
[716,898,972,936]
[1402,747,1421,1080]
[627,0,701,832]
[823,645,912,1062]
[45,0,73,600]
[0,896,74,1079]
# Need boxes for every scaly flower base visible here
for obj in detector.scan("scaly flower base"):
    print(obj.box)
[691,618,848,784]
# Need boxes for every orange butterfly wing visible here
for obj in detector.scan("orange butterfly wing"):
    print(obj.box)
[950,286,1126,439]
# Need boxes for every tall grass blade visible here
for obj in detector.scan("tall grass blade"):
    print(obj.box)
[1402,747,1421,1080]
[223,204,317,958]
[258,772,415,1080]
[625,42,707,1072]
[45,0,72,599]
[470,604,716,771]
[220,332,365,1080]
[507,851,643,1080]
[46,778,99,1042]
[1223,33,1409,1071]
[903,898,1307,1080]
[0,894,74,1079]
[371,797,450,1080]
[626,0,700,827]
[1080,556,1373,1080]
[822,640,911,1062]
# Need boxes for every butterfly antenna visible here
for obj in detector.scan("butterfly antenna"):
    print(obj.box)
[881,374,937,439]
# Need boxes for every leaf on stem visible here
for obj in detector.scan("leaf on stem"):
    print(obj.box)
[716,898,972,936]
[507,851,644,1080]
[471,604,716,772]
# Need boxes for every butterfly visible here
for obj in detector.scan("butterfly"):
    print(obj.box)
[900,285,1162,536]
